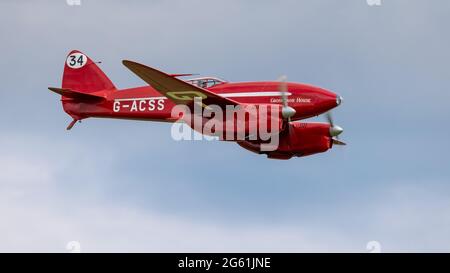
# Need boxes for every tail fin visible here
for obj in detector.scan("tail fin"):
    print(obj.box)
[62,50,116,93]
[54,50,116,130]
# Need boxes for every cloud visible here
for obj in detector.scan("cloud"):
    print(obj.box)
[0,133,353,252]
[1,133,450,252]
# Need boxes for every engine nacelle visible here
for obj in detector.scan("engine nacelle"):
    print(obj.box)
[237,122,333,159]
[178,103,284,141]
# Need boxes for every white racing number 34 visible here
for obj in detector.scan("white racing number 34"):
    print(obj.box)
[66,53,87,69]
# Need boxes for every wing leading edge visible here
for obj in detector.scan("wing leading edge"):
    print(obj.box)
[122,60,239,108]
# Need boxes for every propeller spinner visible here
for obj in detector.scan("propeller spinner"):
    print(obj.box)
[325,111,346,146]
[278,75,296,121]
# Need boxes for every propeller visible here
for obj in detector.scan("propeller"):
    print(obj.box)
[278,75,296,121]
[325,111,346,146]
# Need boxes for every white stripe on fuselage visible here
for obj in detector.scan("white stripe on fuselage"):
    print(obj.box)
[221,91,292,98]
[113,91,292,102]
[114,96,166,102]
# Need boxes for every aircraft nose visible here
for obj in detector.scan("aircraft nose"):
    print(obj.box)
[336,95,343,106]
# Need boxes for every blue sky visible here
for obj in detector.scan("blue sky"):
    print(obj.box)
[1,0,450,252]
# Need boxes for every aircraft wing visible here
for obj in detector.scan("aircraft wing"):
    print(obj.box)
[122,60,239,108]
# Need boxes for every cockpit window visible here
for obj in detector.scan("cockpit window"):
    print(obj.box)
[186,77,227,88]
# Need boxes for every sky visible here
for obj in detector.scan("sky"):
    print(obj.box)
[0,0,450,252]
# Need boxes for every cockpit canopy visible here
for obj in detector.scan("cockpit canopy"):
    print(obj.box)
[185,77,227,88]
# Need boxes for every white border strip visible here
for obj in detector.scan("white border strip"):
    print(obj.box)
[221,91,291,98]
[113,91,291,102]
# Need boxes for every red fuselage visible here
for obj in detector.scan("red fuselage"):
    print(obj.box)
[62,81,339,122]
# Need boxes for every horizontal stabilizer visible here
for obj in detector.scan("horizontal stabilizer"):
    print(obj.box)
[48,87,106,101]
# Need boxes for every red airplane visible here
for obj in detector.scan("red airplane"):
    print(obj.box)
[49,50,345,160]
